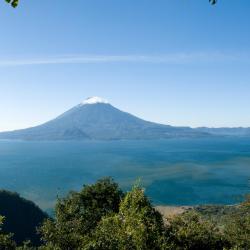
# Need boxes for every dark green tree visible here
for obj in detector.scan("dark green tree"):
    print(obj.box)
[85,185,166,249]
[40,177,123,249]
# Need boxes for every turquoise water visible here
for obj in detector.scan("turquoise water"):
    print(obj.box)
[0,138,249,211]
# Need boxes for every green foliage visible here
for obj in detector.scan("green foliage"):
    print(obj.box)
[223,198,250,249]
[39,179,250,250]
[0,216,16,250]
[164,211,227,250]
[193,195,250,249]
[0,190,48,246]
[0,178,249,249]
[86,186,166,249]
[40,177,123,249]
[16,241,37,250]
[5,0,18,7]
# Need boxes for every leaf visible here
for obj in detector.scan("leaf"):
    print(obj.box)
[5,0,18,8]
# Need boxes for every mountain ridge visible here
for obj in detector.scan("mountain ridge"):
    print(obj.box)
[0,97,249,140]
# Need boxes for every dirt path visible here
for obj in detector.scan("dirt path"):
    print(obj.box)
[155,205,192,222]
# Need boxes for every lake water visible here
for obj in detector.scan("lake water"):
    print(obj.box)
[0,138,249,211]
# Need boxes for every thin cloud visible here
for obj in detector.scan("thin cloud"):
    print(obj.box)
[0,53,247,67]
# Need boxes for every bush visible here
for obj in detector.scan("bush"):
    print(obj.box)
[224,196,250,249]
[164,211,227,250]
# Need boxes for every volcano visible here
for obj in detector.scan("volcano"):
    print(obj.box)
[0,97,209,140]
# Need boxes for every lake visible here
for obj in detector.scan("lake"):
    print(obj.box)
[0,138,249,211]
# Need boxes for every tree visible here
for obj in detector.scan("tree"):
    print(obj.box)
[164,211,227,250]
[40,177,123,249]
[0,216,16,250]
[85,186,166,250]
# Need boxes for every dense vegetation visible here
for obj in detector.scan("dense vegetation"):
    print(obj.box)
[0,178,249,249]
[0,216,16,249]
[0,190,48,246]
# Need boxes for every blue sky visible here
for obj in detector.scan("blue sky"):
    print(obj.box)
[0,0,250,131]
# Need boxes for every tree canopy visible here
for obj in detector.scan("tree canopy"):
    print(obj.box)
[1,178,250,249]
[39,178,250,250]
[40,177,124,249]
[84,185,166,249]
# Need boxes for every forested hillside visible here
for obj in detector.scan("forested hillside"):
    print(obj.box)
[0,190,48,246]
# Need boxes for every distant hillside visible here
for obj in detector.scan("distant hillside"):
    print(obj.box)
[0,96,249,141]
[196,127,250,136]
[0,190,48,246]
